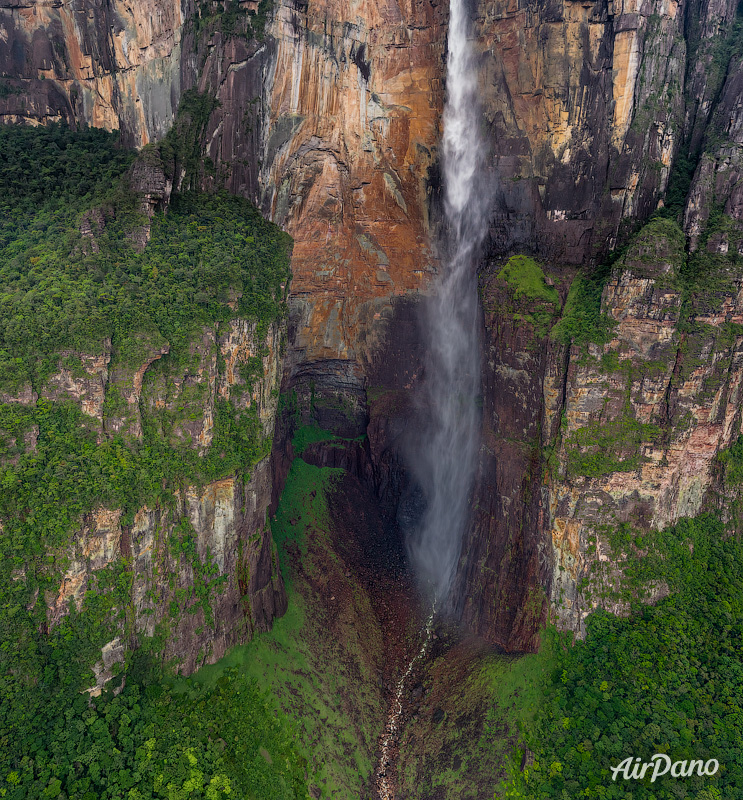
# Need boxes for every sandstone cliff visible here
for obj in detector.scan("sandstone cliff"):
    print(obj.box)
[4,0,743,656]
[0,143,290,691]
[31,303,287,684]
[0,0,185,144]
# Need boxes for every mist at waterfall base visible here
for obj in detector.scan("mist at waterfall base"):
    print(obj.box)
[403,0,490,607]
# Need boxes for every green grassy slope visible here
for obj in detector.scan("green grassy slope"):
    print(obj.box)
[186,458,388,799]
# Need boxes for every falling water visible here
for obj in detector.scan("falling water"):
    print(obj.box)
[406,0,489,603]
[372,6,488,796]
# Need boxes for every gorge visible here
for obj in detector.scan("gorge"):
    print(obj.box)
[1,0,743,798]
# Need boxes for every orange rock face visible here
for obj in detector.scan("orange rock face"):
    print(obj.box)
[0,0,185,144]
[260,0,445,375]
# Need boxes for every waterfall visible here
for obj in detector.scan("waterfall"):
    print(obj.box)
[406,0,488,603]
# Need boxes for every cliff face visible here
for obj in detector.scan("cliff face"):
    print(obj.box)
[451,0,743,648]
[0,0,185,144]
[38,311,287,684]
[260,0,444,389]
[547,241,743,636]
[5,0,743,656]
[453,262,573,652]
[0,134,291,691]
[472,0,738,262]
[0,0,445,395]
[51,460,285,689]
[475,0,686,261]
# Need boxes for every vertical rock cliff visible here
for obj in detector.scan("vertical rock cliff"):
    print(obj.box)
[0,0,186,143]
[0,127,292,694]
[4,0,743,658]
[437,0,743,650]
[45,311,288,683]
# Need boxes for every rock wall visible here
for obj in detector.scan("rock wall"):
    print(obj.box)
[259,0,445,397]
[475,0,683,262]
[39,307,287,683]
[453,262,574,652]
[547,238,743,637]
[5,0,743,654]
[0,0,709,383]
[3,154,289,681]
[0,0,187,145]
[37,303,287,682]
[49,460,285,690]
[453,0,743,648]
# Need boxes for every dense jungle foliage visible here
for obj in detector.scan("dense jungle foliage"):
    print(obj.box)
[1,662,308,800]
[0,125,290,392]
[0,125,303,799]
[505,446,743,799]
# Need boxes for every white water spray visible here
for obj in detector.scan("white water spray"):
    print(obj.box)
[372,7,488,796]
[407,0,489,602]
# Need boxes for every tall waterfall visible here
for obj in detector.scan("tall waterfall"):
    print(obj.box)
[406,0,488,602]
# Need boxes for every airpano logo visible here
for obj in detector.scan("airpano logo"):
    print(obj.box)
[611,754,720,783]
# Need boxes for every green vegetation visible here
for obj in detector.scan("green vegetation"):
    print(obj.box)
[291,424,338,456]
[549,268,614,347]
[497,256,560,307]
[290,423,365,456]
[0,663,308,800]
[0,172,290,389]
[504,438,743,798]
[549,217,683,348]
[619,217,686,283]
[494,255,561,338]
[565,416,661,479]
[716,433,743,485]
[157,90,219,189]
[656,151,699,223]
[0,124,297,799]
[398,634,559,799]
[505,512,743,799]
[676,213,743,326]
[190,0,273,45]
[0,124,135,216]
[549,217,677,350]
[184,458,386,798]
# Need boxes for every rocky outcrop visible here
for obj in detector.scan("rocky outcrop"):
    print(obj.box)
[141,317,284,451]
[474,0,687,262]
[453,261,573,652]
[105,333,170,439]
[684,51,743,250]
[218,317,284,436]
[127,147,174,248]
[38,307,287,682]
[42,346,112,438]
[142,327,218,450]
[546,248,743,636]
[47,507,124,629]
[259,0,446,395]
[0,0,186,145]
[129,460,286,675]
[50,459,285,681]
[683,0,741,152]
